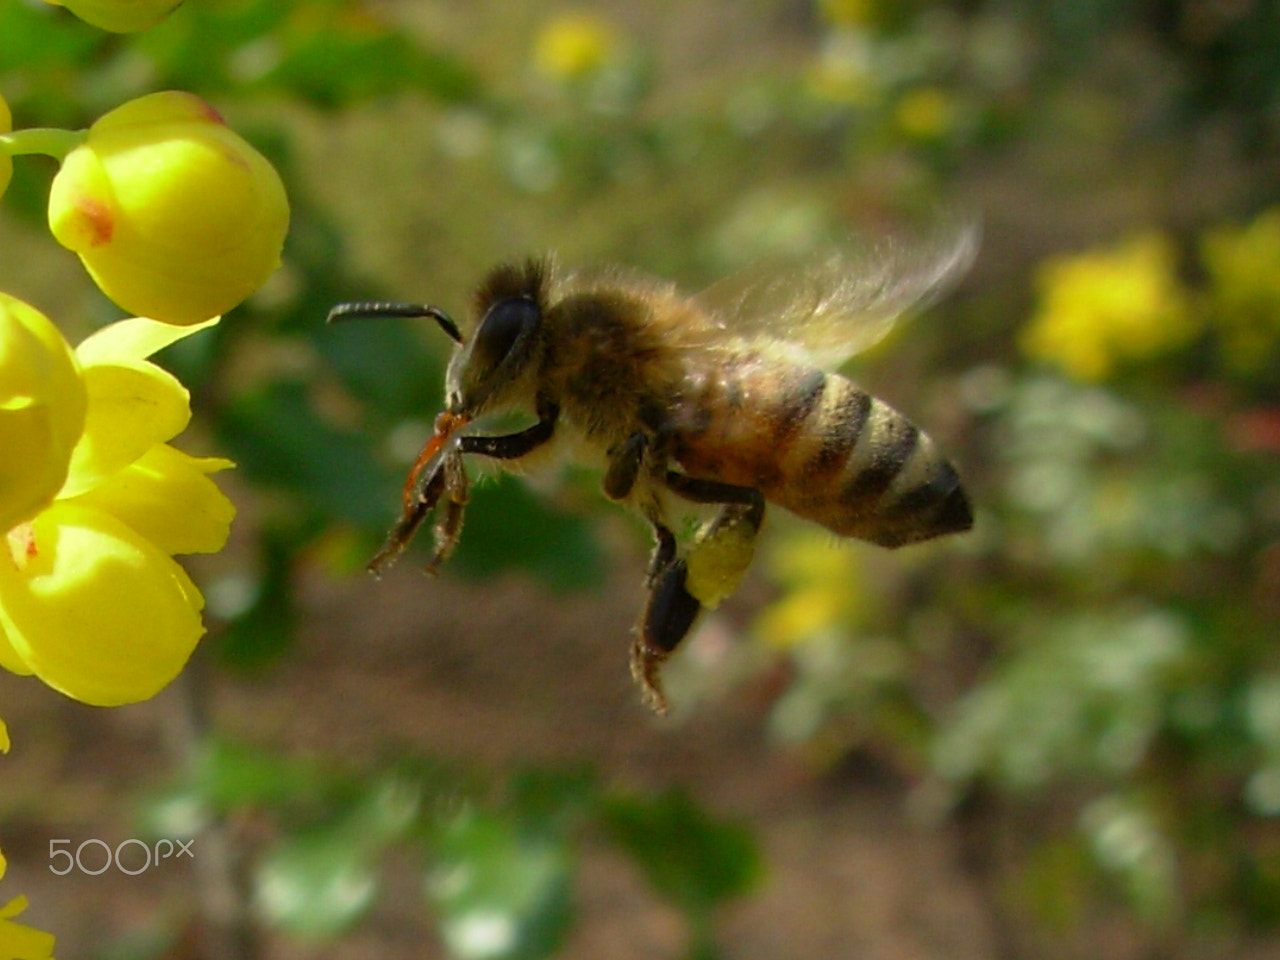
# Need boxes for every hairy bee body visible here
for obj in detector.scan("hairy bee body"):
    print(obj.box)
[521,270,968,548]
[330,233,976,713]
[668,356,970,547]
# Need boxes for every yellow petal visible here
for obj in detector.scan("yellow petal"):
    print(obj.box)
[0,716,8,753]
[0,903,57,960]
[59,359,190,498]
[0,501,204,706]
[0,294,87,532]
[0,608,35,677]
[76,315,219,366]
[65,444,235,555]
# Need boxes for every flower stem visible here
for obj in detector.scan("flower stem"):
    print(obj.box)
[0,128,86,162]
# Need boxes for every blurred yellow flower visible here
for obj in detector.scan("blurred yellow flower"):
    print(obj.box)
[48,91,289,326]
[1021,231,1198,382]
[532,12,619,81]
[804,34,878,106]
[819,0,880,28]
[0,848,55,960]
[894,86,955,141]
[41,0,182,33]
[0,93,12,201]
[754,529,866,648]
[0,314,233,706]
[1201,207,1280,375]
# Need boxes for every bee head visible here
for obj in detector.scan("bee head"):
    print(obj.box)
[446,259,549,416]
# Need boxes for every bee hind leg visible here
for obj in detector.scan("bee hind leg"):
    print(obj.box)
[631,474,767,714]
[633,555,700,715]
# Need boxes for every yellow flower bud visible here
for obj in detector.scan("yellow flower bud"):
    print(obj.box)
[0,501,204,706]
[48,91,290,325]
[0,293,88,534]
[0,93,12,201]
[40,0,183,34]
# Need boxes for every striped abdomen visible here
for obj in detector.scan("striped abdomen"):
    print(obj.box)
[668,358,972,547]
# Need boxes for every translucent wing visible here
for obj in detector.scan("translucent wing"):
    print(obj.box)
[692,219,979,369]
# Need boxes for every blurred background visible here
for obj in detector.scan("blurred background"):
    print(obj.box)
[2,0,1280,958]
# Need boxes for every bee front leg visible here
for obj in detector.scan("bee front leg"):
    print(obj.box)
[425,449,469,574]
[369,459,449,575]
[456,398,559,460]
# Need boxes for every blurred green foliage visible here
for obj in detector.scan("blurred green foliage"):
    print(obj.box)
[5,0,1280,957]
[141,738,758,959]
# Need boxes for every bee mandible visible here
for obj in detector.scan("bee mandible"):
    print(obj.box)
[328,228,977,713]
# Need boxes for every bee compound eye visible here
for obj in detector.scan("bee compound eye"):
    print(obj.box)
[473,297,539,370]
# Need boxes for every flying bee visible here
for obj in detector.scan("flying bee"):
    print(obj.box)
[328,226,977,713]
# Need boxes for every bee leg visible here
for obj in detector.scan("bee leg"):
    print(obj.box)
[662,472,765,524]
[645,521,677,587]
[425,449,469,574]
[662,473,767,594]
[633,556,700,715]
[456,398,559,460]
[368,459,449,575]
[603,431,647,500]
[629,473,769,712]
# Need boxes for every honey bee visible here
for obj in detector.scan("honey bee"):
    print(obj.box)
[328,228,976,713]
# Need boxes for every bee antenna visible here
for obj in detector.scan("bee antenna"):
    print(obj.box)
[326,301,463,343]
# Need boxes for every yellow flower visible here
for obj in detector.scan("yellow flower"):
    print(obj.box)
[1021,231,1198,382]
[40,0,181,33]
[754,529,866,649]
[804,32,879,107]
[894,86,955,141]
[0,847,56,960]
[819,0,880,29]
[0,314,233,706]
[532,12,619,81]
[1201,207,1280,375]
[48,91,290,326]
[1,93,12,201]
[0,295,87,537]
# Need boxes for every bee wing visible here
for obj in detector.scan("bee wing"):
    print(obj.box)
[692,220,978,369]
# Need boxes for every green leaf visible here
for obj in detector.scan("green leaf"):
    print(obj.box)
[212,524,301,670]
[317,309,445,421]
[254,770,425,939]
[601,788,762,918]
[256,828,381,939]
[451,475,608,593]
[218,379,400,528]
[427,809,574,960]
[263,26,480,108]
[188,738,330,811]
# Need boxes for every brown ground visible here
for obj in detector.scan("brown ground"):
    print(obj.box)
[1,560,1005,960]
[6,562,1279,960]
